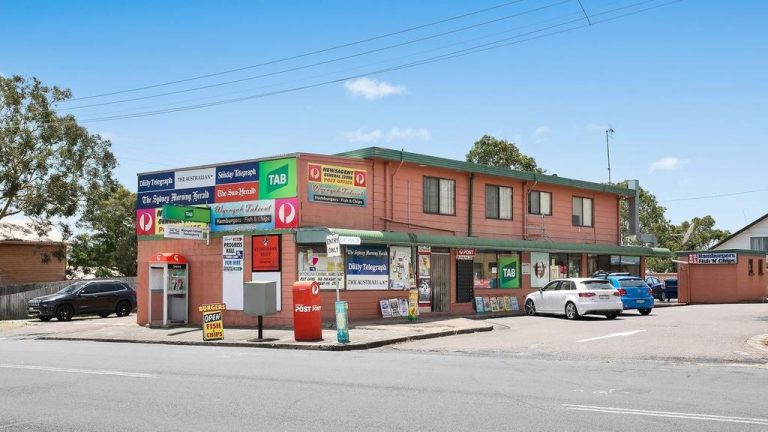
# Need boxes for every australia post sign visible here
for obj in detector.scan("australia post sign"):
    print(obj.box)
[137,158,298,235]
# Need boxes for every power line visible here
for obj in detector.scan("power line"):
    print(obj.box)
[660,189,768,203]
[74,0,678,123]
[70,6,592,118]
[3,0,679,128]
[62,0,573,110]
[66,0,529,102]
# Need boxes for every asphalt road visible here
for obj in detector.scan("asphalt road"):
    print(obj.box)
[1,336,767,431]
[389,304,768,364]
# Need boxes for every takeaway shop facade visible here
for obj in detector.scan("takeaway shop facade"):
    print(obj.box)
[135,147,669,327]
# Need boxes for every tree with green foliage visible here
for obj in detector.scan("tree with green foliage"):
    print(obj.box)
[618,181,730,272]
[1,75,116,225]
[68,185,137,277]
[466,135,545,173]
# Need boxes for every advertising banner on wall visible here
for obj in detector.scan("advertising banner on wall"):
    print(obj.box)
[498,254,521,289]
[389,246,411,290]
[259,158,297,199]
[222,235,244,310]
[689,252,738,264]
[137,186,215,209]
[346,246,389,290]
[307,163,367,207]
[137,158,297,235]
[530,252,550,288]
[252,235,280,272]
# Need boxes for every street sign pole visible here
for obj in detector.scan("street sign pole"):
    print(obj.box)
[326,233,348,343]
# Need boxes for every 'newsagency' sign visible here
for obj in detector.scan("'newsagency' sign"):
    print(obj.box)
[688,252,738,264]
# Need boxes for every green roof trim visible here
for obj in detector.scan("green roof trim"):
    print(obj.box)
[336,147,634,197]
[296,228,671,257]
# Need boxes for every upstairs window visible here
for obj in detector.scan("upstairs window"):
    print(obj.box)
[572,196,594,227]
[750,237,768,252]
[528,191,552,216]
[423,177,455,215]
[485,185,513,220]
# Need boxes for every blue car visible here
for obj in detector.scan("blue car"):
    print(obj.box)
[605,275,655,315]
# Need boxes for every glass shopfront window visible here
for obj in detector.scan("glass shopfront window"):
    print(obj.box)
[550,253,582,278]
[589,254,641,276]
[473,252,497,289]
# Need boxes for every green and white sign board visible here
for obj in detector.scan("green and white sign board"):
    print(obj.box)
[498,255,521,289]
[162,205,211,223]
[259,158,297,199]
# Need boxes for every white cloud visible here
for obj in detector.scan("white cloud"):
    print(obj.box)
[343,127,431,144]
[344,128,384,143]
[533,126,550,142]
[649,157,686,172]
[344,77,405,100]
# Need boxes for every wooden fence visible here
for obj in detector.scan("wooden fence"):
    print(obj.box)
[0,278,136,320]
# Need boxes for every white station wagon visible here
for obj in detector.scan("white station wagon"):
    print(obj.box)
[524,278,623,320]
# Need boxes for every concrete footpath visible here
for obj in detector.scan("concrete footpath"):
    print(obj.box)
[0,316,494,351]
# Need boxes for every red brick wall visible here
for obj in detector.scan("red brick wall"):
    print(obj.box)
[679,255,768,303]
[360,160,620,244]
[0,243,66,285]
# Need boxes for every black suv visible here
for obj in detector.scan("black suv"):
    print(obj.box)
[28,280,136,321]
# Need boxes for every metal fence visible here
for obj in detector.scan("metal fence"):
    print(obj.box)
[0,278,136,320]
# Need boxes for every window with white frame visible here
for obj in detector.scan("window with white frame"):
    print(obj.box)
[485,185,512,220]
[528,190,552,216]
[423,176,455,215]
[572,196,593,227]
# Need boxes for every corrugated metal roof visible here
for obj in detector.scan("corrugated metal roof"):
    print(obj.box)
[336,147,634,197]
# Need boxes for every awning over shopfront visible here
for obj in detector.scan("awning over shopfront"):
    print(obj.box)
[296,227,672,257]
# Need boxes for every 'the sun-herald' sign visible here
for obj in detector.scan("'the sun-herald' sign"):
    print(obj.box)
[688,252,738,264]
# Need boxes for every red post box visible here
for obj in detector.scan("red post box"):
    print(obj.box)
[293,281,323,341]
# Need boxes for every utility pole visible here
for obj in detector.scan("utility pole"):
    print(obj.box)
[605,128,614,184]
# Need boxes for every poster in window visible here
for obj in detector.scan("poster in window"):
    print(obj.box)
[298,247,344,290]
[389,246,411,290]
[530,252,549,288]
[498,254,521,289]
[252,235,281,272]
[417,246,432,304]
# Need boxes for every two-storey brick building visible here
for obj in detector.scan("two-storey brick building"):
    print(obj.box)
[135,147,669,327]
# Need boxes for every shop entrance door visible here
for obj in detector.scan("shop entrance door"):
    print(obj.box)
[149,266,165,326]
[456,259,474,304]
[431,252,450,312]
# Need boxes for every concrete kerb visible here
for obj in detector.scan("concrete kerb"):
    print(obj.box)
[36,322,494,351]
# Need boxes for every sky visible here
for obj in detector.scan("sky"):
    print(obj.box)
[2,0,766,233]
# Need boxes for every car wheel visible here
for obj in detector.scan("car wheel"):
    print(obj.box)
[39,316,52,322]
[660,291,667,302]
[606,312,618,320]
[115,301,131,317]
[99,313,110,318]
[639,308,652,316]
[55,305,73,321]
[525,299,536,316]
[565,302,580,320]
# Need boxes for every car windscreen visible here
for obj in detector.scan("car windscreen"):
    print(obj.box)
[618,278,648,288]
[581,280,615,290]
[58,282,87,294]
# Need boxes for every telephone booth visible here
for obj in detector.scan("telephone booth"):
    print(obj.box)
[148,253,189,327]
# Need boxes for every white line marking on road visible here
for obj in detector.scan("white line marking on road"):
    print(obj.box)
[563,404,768,426]
[0,363,155,379]
[576,330,646,343]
